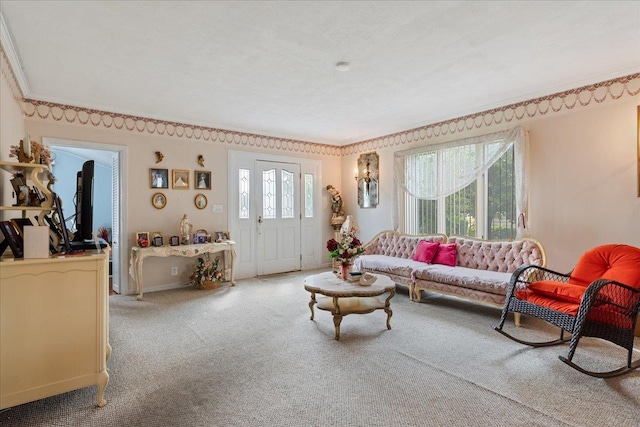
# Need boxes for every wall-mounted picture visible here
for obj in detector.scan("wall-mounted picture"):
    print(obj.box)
[195,170,211,189]
[215,231,230,242]
[150,168,169,189]
[152,192,167,209]
[172,169,190,189]
[194,193,208,210]
[136,231,150,247]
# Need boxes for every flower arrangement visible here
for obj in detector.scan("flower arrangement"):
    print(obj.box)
[190,253,224,288]
[9,140,54,166]
[326,231,365,266]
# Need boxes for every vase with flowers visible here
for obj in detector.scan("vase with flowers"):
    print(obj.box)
[327,230,365,280]
[190,253,224,289]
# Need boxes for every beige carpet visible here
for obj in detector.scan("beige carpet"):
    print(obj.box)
[1,269,638,426]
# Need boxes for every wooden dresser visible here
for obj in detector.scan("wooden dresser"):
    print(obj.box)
[0,251,110,409]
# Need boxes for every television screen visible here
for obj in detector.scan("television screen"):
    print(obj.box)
[73,160,94,242]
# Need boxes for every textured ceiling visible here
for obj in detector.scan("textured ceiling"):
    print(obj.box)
[1,1,639,145]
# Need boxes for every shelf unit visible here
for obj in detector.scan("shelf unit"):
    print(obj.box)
[0,161,54,221]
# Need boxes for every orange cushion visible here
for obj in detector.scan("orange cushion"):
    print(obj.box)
[568,244,640,288]
[515,290,580,316]
[528,280,586,304]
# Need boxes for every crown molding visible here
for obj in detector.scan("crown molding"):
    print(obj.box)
[0,12,28,97]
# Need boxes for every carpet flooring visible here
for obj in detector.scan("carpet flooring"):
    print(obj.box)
[1,269,638,426]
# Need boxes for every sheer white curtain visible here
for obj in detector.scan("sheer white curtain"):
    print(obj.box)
[393,126,529,237]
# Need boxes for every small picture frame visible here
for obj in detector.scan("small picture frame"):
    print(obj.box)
[194,193,208,210]
[153,235,164,246]
[152,192,167,209]
[170,235,180,246]
[0,220,23,258]
[172,169,190,189]
[215,231,230,242]
[10,217,33,236]
[150,168,169,189]
[136,231,150,247]
[194,170,211,190]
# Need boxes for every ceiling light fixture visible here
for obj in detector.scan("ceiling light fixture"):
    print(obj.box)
[335,61,350,71]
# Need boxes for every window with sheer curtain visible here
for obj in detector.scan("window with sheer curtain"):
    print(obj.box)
[394,127,528,239]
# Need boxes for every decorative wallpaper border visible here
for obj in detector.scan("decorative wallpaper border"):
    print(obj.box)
[2,37,638,157]
[21,100,343,157]
[341,73,640,155]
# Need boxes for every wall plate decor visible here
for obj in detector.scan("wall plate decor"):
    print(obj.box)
[356,151,379,208]
[152,192,167,209]
[194,193,208,210]
[172,169,190,189]
[150,168,169,189]
[194,170,211,190]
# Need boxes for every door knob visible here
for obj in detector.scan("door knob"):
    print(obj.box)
[258,216,263,224]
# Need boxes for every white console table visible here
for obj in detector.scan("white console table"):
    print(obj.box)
[129,241,236,300]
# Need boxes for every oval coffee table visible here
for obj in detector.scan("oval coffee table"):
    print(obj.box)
[304,271,396,340]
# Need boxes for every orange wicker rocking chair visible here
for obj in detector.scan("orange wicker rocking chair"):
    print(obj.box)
[493,244,640,378]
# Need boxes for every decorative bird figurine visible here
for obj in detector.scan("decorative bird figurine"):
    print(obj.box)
[155,151,164,163]
[197,155,204,167]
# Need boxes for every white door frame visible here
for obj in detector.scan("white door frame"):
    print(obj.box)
[228,150,322,279]
[45,137,129,295]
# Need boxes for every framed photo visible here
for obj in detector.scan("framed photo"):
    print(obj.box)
[172,169,190,189]
[0,220,23,258]
[152,233,164,246]
[10,217,33,236]
[150,168,169,189]
[169,235,180,246]
[215,231,230,242]
[152,192,167,209]
[194,170,211,190]
[136,231,150,247]
[194,193,208,210]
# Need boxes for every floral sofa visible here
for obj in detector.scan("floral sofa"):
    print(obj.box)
[353,231,547,321]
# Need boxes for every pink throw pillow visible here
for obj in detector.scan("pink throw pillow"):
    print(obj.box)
[413,241,440,263]
[432,243,457,267]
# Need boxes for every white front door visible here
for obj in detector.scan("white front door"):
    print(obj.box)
[255,160,301,275]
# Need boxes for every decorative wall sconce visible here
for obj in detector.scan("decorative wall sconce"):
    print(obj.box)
[356,151,379,208]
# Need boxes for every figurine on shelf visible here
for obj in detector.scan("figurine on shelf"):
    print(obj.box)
[17,139,34,163]
[179,214,193,245]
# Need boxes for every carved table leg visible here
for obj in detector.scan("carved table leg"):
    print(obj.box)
[135,257,144,301]
[384,290,395,330]
[333,314,343,340]
[333,296,342,340]
[308,291,316,320]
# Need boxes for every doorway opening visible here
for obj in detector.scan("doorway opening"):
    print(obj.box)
[46,138,127,295]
